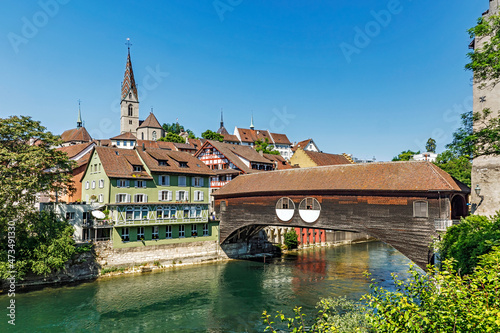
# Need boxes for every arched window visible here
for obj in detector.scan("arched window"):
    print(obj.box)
[129,92,132,99]
[128,104,133,116]
[275,197,295,222]
[141,132,144,140]
[152,131,157,140]
[298,197,321,223]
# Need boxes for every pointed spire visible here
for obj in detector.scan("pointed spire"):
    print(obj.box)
[121,38,138,102]
[220,108,224,129]
[77,99,82,128]
[250,112,255,130]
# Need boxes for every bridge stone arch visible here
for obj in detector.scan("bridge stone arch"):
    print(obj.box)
[213,162,470,270]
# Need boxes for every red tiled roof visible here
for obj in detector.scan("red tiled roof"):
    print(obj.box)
[263,153,293,170]
[60,127,92,143]
[222,134,240,143]
[292,139,312,152]
[111,132,137,140]
[303,150,352,166]
[213,161,471,197]
[269,133,291,145]
[56,142,94,159]
[236,128,273,143]
[92,147,152,180]
[121,52,138,101]
[137,113,162,129]
[137,148,213,175]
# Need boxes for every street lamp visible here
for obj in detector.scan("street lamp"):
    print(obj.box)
[475,184,481,197]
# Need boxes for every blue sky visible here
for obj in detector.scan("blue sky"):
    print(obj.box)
[0,0,486,161]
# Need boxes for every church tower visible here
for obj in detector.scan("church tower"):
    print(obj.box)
[120,38,139,135]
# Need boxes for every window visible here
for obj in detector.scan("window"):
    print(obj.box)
[121,228,129,242]
[99,179,104,188]
[159,160,168,166]
[90,165,93,173]
[126,207,133,220]
[115,194,130,203]
[176,190,188,201]
[117,140,121,146]
[129,120,132,125]
[166,225,172,239]
[203,223,209,236]
[178,176,186,187]
[170,207,177,219]
[159,190,172,201]
[159,175,170,186]
[179,162,188,168]
[137,227,144,240]
[85,181,90,190]
[193,177,204,187]
[298,197,321,223]
[135,180,146,188]
[413,201,428,218]
[128,104,133,116]
[194,191,204,201]
[152,226,159,239]
[134,194,147,203]
[117,179,129,188]
[98,194,104,203]
[179,225,185,238]
[152,131,157,140]
[133,166,143,172]
[65,212,75,220]
[129,141,134,147]
[220,200,227,212]
[191,224,197,237]
[91,180,96,189]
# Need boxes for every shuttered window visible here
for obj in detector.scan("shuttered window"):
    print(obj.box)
[413,201,428,218]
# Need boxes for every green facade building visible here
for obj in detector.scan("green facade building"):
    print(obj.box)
[81,146,217,248]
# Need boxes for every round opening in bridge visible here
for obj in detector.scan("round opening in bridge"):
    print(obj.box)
[299,197,321,223]
[275,197,295,222]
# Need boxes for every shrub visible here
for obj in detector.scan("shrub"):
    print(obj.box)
[284,229,299,250]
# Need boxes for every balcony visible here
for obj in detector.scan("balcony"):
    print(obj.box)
[434,219,460,232]
[82,219,113,228]
[114,216,209,226]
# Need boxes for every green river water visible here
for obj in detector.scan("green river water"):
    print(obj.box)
[1,241,416,332]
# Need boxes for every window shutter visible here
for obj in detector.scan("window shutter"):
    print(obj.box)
[186,191,189,201]
[176,191,180,201]
[126,194,131,203]
[125,180,130,187]
[115,194,119,203]
[168,191,172,201]
[144,194,148,202]
[200,178,204,187]
[167,175,170,186]
[158,190,163,201]
[200,191,204,201]
[192,177,195,186]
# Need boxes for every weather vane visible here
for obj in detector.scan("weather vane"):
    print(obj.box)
[126,38,132,51]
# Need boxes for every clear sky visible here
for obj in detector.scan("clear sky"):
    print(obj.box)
[0,0,486,161]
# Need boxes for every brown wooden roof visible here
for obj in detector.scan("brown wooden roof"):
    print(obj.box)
[137,148,214,175]
[263,153,293,170]
[269,132,291,145]
[213,161,471,198]
[93,146,152,180]
[60,127,92,143]
[137,112,162,129]
[302,150,353,166]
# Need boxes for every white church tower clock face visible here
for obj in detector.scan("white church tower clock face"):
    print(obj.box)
[120,38,139,136]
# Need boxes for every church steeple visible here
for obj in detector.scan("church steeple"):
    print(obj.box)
[77,100,82,128]
[220,108,224,129]
[120,38,140,135]
[250,113,255,130]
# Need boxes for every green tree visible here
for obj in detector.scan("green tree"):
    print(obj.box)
[283,229,299,250]
[436,213,500,275]
[0,116,78,279]
[425,138,436,153]
[158,132,185,143]
[255,138,280,155]
[201,129,224,142]
[162,122,184,134]
[392,150,419,161]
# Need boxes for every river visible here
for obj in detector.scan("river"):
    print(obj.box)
[1,241,418,332]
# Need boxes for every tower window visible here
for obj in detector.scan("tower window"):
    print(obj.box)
[152,131,157,140]
[128,104,133,116]
[129,93,132,99]
[129,120,132,125]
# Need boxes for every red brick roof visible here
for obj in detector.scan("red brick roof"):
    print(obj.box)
[302,150,353,166]
[137,148,213,175]
[110,132,137,140]
[60,127,92,143]
[213,161,470,197]
[92,147,152,180]
[137,113,162,129]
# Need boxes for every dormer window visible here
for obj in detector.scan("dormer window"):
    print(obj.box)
[179,162,188,168]
[133,165,142,172]
[159,160,168,166]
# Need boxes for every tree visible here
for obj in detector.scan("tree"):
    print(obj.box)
[283,229,298,250]
[158,132,185,143]
[434,151,472,186]
[162,122,184,134]
[0,116,78,279]
[436,213,500,275]
[392,150,419,161]
[201,129,224,142]
[255,138,280,155]
[425,138,436,153]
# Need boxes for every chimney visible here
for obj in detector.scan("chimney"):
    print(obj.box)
[259,150,264,156]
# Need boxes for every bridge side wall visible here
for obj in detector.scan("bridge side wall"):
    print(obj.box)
[216,194,452,269]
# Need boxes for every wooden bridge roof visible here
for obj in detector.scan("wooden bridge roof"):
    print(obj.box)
[212,161,470,197]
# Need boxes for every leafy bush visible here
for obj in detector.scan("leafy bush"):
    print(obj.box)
[437,213,500,275]
[284,229,299,250]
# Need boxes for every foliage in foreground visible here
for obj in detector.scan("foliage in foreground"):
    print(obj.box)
[364,247,500,332]
[263,247,500,332]
[436,213,500,275]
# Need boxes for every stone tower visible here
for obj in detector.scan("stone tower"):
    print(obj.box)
[120,40,139,135]
[471,0,500,215]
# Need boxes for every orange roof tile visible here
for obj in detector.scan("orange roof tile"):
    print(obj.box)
[302,150,352,166]
[92,147,152,180]
[110,132,137,140]
[138,113,162,129]
[137,148,213,175]
[60,127,92,143]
